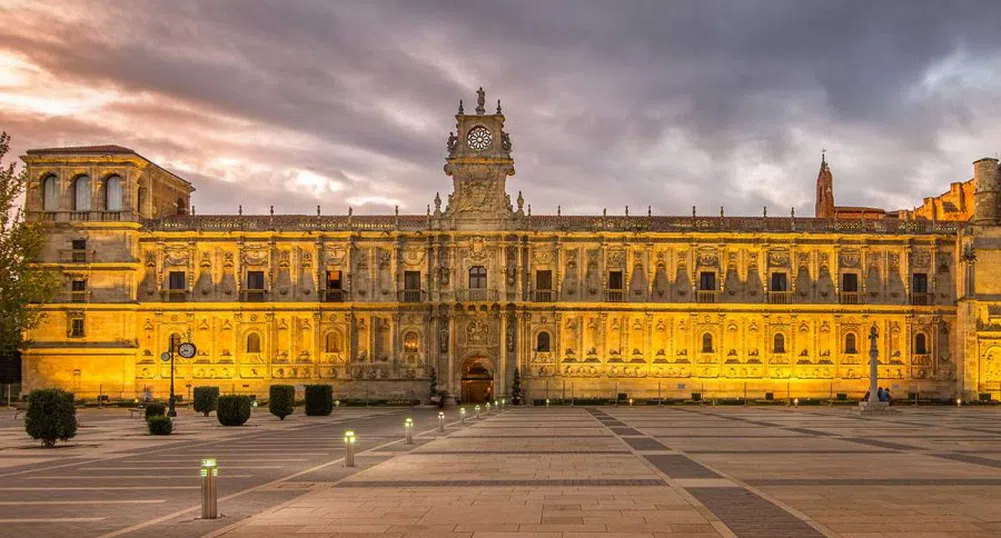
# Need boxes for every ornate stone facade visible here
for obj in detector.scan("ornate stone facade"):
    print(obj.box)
[18,90,1001,402]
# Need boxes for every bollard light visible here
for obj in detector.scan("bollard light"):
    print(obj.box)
[405,418,414,444]
[545,398,550,407]
[474,404,480,419]
[335,400,341,408]
[344,430,356,467]
[485,402,491,415]
[252,400,258,408]
[460,407,466,425]
[501,398,506,409]
[629,398,634,407]
[438,411,445,432]
[794,398,799,408]
[200,458,219,519]
[957,398,962,407]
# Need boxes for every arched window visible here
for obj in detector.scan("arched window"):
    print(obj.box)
[325,332,342,353]
[844,333,857,354]
[73,175,91,211]
[915,333,928,354]
[246,333,262,353]
[105,175,122,211]
[536,331,551,352]
[403,332,419,352]
[773,333,786,353]
[702,333,714,353]
[42,175,59,211]
[469,266,487,289]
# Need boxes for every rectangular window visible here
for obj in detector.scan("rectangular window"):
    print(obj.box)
[404,271,421,290]
[699,271,716,291]
[247,271,265,290]
[71,280,86,292]
[71,280,86,303]
[607,271,624,290]
[326,270,342,290]
[770,272,788,292]
[69,318,85,338]
[72,239,87,250]
[842,273,859,292]
[168,271,186,290]
[536,270,553,290]
[71,239,87,262]
[912,273,928,294]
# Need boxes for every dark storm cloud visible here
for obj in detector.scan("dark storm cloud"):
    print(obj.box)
[3,0,1001,216]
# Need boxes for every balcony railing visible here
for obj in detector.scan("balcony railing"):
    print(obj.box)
[840,291,862,305]
[768,291,793,304]
[605,289,625,302]
[58,249,93,263]
[456,289,499,302]
[399,289,424,303]
[697,290,721,303]
[162,289,188,302]
[320,289,345,302]
[70,211,90,221]
[67,290,90,303]
[241,289,268,302]
[910,292,933,306]
[534,290,555,302]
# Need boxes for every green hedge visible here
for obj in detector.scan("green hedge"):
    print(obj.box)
[269,385,295,420]
[217,395,252,426]
[25,389,78,448]
[144,402,166,420]
[304,385,333,416]
[193,386,220,417]
[147,415,173,435]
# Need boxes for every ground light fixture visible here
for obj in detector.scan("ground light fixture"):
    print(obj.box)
[344,430,356,467]
[200,458,219,519]
[438,411,445,432]
[460,407,466,424]
[405,418,414,444]
[474,404,480,418]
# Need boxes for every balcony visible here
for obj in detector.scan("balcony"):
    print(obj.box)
[534,290,555,302]
[70,211,90,221]
[66,290,90,303]
[768,291,793,304]
[456,289,499,302]
[58,249,93,263]
[320,289,345,302]
[910,292,933,306]
[697,290,721,304]
[399,289,424,303]
[839,291,862,305]
[241,289,268,302]
[162,289,188,303]
[605,289,625,302]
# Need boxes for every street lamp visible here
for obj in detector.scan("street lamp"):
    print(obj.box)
[163,334,197,418]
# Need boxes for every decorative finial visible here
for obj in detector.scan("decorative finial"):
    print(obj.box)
[692,206,696,218]
[648,205,652,217]
[458,99,464,114]
[434,192,442,211]
[791,207,795,218]
[720,206,724,217]
[821,148,827,165]
[527,204,531,216]
[395,205,399,216]
[476,87,486,115]
[238,204,242,216]
[516,191,524,210]
[763,206,768,218]
[496,99,502,114]
[269,205,274,216]
[316,205,321,216]
[603,208,607,217]
[557,205,561,216]
[348,206,353,217]
[624,205,629,217]
[427,204,431,216]
[191,205,195,215]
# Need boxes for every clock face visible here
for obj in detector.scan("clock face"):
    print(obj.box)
[466,126,492,151]
[177,342,197,359]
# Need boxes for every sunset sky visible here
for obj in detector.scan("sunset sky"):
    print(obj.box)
[2,0,1001,216]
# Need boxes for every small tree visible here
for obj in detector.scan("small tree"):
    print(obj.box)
[268,385,295,420]
[25,389,77,447]
[193,386,220,417]
[511,368,523,405]
[304,384,333,416]
[217,395,252,426]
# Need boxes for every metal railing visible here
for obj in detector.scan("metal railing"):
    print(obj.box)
[456,289,499,302]
[839,291,862,305]
[163,289,188,302]
[399,289,424,303]
[67,290,90,303]
[57,249,93,263]
[534,290,555,302]
[910,292,933,306]
[696,290,721,303]
[240,289,268,302]
[320,289,345,302]
[605,289,625,302]
[768,291,793,304]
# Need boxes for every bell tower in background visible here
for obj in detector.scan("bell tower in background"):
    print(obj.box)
[438,87,517,230]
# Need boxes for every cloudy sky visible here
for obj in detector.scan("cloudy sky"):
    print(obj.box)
[2,0,1001,217]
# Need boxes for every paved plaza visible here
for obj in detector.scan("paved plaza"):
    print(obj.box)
[4,405,1001,537]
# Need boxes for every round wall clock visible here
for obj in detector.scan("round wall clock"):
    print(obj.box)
[177,342,197,359]
[466,126,492,151]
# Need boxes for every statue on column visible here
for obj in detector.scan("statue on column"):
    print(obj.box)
[475,87,486,115]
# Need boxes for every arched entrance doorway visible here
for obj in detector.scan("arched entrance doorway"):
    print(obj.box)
[461,356,494,404]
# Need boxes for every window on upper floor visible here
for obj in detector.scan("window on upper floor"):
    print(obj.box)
[326,270,342,289]
[699,271,717,291]
[536,331,551,352]
[404,332,419,353]
[69,317,85,338]
[773,333,786,353]
[770,272,788,292]
[469,266,487,289]
[71,239,87,262]
[246,333,262,353]
[404,271,421,290]
[702,333,714,353]
[844,333,858,354]
[247,271,265,290]
[42,175,58,211]
[73,175,91,211]
[842,273,859,292]
[168,271,186,290]
[70,280,86,303]
[325,332,342,353]
[607,271,623,290]
[912,273,928,294]
[105,175,122,212]
[536,270,553,290]
[915,333,928,354]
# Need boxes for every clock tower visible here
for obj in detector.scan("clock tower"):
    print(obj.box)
[438,87,517,230]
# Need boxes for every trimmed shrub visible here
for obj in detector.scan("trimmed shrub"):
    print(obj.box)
[144,402,166,420]
[217,395,252,426]
[147,415,173,435]
[25,389,78,448]
[511,368,522,405]
[304,385,333,416]
[269,385,295,420]
[193,386,220,417]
